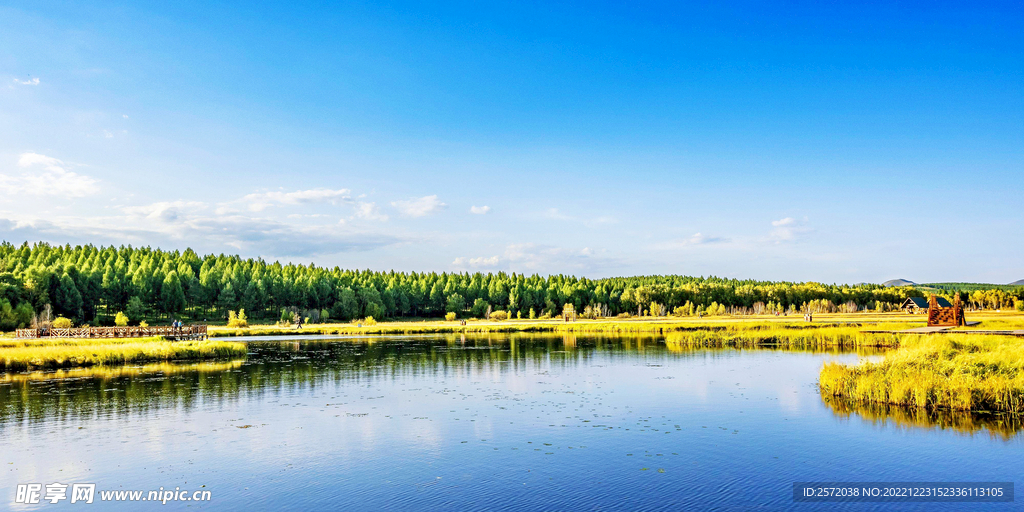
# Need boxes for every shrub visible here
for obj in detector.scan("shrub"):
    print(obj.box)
[490,310,508,321]
[139,320,149,327]
[445,312,457,321]
[114,311,129,326]
[227,309,249,328]
[52,317,73,328]
[1017,300,1024,312]
[529,308,536,319]
[362,316,377,326]
[538,312,552,320]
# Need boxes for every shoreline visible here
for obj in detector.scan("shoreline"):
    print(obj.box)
[0,337,248,372]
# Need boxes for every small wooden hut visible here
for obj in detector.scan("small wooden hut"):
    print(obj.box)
[901,296,951,313]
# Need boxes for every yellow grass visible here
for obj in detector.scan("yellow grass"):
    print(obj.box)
[0,360,245,383]
[208,312,946,338]
[664,324,902,348]
[819,334,1024,413]
[0,336,248,371]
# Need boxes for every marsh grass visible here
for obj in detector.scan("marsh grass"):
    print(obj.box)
[664,324,906,349]
[0,360,245,383]
[819,334,1024,414]
[0,337,247,371]
[208,315,928,339]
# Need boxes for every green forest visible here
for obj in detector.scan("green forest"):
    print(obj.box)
[1,242,1021,330]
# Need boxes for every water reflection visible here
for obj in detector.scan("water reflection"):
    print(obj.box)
[0,333,1016,439]
[2,333,1021,511]
[822,394,1022,439]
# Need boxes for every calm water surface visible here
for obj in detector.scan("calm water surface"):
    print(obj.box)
[1,334,1020,511]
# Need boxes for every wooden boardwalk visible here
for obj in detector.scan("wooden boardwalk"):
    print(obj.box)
[15,325,208,341]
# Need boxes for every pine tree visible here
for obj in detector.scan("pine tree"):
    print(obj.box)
[161,271,187,317]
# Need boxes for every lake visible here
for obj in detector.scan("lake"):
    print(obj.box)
[1,333,1020,510]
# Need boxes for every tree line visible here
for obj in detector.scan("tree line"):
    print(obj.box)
[1,242,1020,329]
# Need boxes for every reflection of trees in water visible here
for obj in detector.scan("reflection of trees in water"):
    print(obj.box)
[822,395,1022,439]
[0,333,881,426]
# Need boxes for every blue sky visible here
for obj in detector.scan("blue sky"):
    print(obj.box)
[1,1,1021,283]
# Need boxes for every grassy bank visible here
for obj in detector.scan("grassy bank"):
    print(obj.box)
[0,360,246,383]
[209,316,918,349]
[205,311,1024,337]
[0,337,248,371]
[819,334,1024,414]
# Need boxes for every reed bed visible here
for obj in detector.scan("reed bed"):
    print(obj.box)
[0,337,247,371]
[664,325,902,349]
[819,334,1024,414]
[0,360,246,383]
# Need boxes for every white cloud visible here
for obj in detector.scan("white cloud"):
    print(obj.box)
[123,114,129,119]
[685,232,728,245]
[469,205,490,215]
[18,153,63,168]
[2,199,402,258]
[544,208,573,221]
[122,201,205,222]
[501,243,614,273]
[653,232,731,249]
[0,152,99,197]
[767,217,809,243]
[392,195,447,217]
[354,202,388,221]
[541,208,616,227]
[452,255,500,269]
[241,188,351,211]
[13,77,39,85]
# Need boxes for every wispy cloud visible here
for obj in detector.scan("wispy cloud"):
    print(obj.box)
[767,217,809,243]
[392,195,447,217]
[0,152,99,197]
[469,205,490,215]
[502,243,615,273]
[122,201,205,222]
[12,77,39,85]
[544,208,573,221]
[241,188,352,211]
[354,202,388,221]
[1,204,402,258]
[542,208,616,227]
[452,255,500,269]
[682,232,729,245]
[651,232,731,250]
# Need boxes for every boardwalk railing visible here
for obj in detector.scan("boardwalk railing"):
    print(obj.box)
[15,325,208,340]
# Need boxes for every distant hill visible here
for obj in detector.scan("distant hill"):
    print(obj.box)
[882,279,916,287]
[923,282,1023,292]
[1010,280,1024,286]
